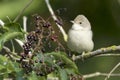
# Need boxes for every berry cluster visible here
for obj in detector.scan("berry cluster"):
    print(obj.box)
[34,14,51,28]
[20,32,38,60]
[35,64,55,76]
[19,14,68,77]
[21,61,33,74]
[27,32,38,42]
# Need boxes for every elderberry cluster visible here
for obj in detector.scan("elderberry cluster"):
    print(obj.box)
[19,14,66,76]
[27,33,38,42]
[21,32,38,60]
[21,61,33,74]
[35,64,55,76]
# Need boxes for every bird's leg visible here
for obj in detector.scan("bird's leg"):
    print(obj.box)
[82,51,85,55]
[72,54,76,61]
[72,52,85,61]
[81,51,85,61]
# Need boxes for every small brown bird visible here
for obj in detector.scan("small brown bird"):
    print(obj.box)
[67,15,94,54]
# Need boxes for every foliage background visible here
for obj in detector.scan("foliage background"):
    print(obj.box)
[0,0,120,80]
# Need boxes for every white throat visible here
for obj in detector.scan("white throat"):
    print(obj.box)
[71,23,84,31]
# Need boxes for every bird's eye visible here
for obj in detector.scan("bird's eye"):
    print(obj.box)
[80,22,82,24]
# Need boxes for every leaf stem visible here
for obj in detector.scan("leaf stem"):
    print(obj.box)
[13,0,33,22]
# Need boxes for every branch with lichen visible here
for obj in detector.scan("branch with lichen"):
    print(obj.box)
[72,45,120,61]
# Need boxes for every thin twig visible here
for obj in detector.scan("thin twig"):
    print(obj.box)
[10,40,15,53]
[0,19,4,26]
[96,54,120,57]
[104,62,120,80]
[45,0,68,42]
[3,46,18,60]
[14,16,27,48]
[3,46,29,62]
[23,16,27,41]
[13,0,33,22]
[6,16,12,22]
[83,72,120,79]
[73,45,120,61]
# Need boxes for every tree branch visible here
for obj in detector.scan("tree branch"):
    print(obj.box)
[96,54,120,57]
[83,72,120,79]
[45,0,68,42]
[72,45,120,61]
[104,62,120,80]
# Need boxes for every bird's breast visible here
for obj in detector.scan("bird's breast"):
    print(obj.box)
[67,29,94,53]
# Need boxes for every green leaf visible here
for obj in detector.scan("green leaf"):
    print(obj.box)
[0,23,25,50]
[46,52,79,73]
[0,55,22,76]
[0,65,5,70]
[58,68,68,80]
[0,77,3,80]
[16,70,25,80]
[4,23,24,32]
[7,61,16,73]
[27,71,46,80]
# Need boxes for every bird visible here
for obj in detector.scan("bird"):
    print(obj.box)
[67,15,94,54]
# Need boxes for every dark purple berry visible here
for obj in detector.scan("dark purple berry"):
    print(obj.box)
[51,35,58,42]
[42,22,51,28]
[35,23,40,27]
[35,29,41,33]
[27,35,31,40]
[55,19,63,26]
[41,48,45,53]
[39,59,44,63]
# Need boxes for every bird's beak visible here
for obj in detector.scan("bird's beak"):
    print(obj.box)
[70,20,74,23]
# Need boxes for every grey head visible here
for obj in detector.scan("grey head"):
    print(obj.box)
[72,15,91,29]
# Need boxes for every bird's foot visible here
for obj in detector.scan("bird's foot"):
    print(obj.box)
[81,52,85,61]
[72,54,76,61]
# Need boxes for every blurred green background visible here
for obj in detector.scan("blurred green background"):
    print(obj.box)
[0,0,120,80]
